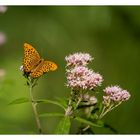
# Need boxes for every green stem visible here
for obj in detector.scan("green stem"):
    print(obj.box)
[75,96,82,110]
[65,91,73,116]
[74,90,83,110]
[109,102,122,112]
[100,104,113,119]
[82,125,90,132]
[29,80,42,134]
[99,106,106,119]
[65,91,82,116]
[99,102,122,119]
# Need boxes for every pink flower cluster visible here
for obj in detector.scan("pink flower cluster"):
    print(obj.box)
[66,66,103,90]
[65,52,93,67]
[103,86,131,105]
[65,53,103,90]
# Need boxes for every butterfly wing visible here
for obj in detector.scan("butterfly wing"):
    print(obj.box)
[42,60,58,72]
[23,43,41,72]
[30,60,58,78]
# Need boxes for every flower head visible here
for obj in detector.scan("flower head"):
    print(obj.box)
[83,94,98,105]
[66,66,103,90]
[0,32,6,46]
[0,6,7,14]
[0,69,6,79]
[103,85,131,105]
[19,65,24,72]
[65,52,93,67]
[89,96,98,104]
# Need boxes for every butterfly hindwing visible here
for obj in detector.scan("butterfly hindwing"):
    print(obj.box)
[30,67,44,78]
[23,43,41,72]
[30,60,57,78]
[42,60,58,72]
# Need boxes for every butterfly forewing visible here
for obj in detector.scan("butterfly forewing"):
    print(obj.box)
[23,43,41,72]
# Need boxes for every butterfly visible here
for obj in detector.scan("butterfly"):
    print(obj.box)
[23,43,58,78]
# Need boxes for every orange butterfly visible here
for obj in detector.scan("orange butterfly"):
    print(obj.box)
[23,43,58,78]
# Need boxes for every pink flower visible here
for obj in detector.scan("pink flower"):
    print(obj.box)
[0,6,7,14]
[103,86,122,96]
[0,32,6,46]
[66,66,103,90]
[121,90,131,101]
[65,52,93,67]
[103,86,131,104]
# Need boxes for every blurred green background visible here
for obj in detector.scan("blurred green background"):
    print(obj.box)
[0,6,139,134]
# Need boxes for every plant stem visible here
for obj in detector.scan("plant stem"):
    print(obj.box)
[29,81,42,134]
[100,104,113,119]
[99,102,122,119]
[82,125,90,132]
[65,96,72,116]
[65,90,74,116]
[99,106,106,119]
[75,94,82,109]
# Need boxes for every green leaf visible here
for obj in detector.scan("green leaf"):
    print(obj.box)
[91,113,98,120]
[55,97,68,108]
[96,120,104,126]
[9,97,29,105]
[55,117,71,134]
[99,102,103,112]
[104,123,118,134]
[75,117,103,127]
[39,113,64,118]
[36,99,66,110]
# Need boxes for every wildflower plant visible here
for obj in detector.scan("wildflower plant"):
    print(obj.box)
[10,43,58,134]
[55,52,131,134]
[65,53,103,118]
[10,49,131,134]
[99,86,131,119]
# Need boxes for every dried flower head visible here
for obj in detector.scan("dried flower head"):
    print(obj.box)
[66,66,103,90]
[82,94,97,106]
[65,52,93,67]
[103,85,131,105]
[83,94,90,101]
[89,96,98,105]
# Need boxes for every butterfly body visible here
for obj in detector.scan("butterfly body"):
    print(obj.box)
[23,43,57,78]
[31,59,44,72]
